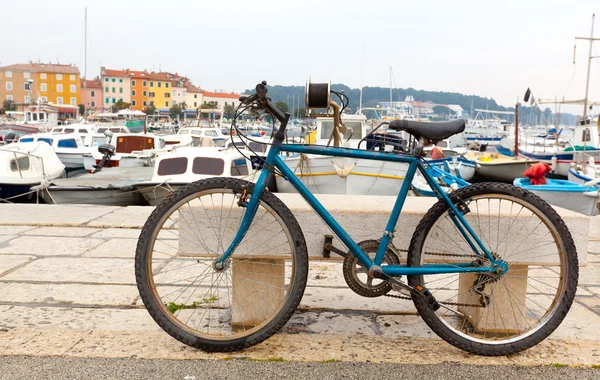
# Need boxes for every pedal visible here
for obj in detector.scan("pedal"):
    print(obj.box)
[322,235,347,258]
[414,285,440,311]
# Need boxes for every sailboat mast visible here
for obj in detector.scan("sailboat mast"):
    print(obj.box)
[389,66,392,104]
[359,43,364,115]
[583,13,595,120]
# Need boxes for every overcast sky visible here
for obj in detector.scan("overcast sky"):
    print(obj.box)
[2,0,600,112]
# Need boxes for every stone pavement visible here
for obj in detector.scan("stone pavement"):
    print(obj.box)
[0,204,599,367]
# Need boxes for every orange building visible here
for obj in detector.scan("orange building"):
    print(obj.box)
[129,71,172,111]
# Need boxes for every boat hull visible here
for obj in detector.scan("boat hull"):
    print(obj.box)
[514,178,599,216]
[275,155,408,195]
[136,183,184,206]
[43,187,147,206]
[476,160,537,182]
[0,183,35,202]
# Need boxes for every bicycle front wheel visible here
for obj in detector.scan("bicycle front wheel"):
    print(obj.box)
[135,178,308,352]
[407,182,578,356]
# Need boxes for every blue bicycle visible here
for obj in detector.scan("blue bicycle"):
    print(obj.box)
[135,81,578,356]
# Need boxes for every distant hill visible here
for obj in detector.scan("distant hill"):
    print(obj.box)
[244,84,578,125]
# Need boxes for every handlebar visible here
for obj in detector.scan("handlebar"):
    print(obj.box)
[239,80,290,142]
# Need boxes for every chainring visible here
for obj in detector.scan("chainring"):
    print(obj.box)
[342,240,400,297]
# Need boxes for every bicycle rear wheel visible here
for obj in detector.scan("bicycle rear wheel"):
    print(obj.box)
[407,182,578,356]
[135,178,308,352]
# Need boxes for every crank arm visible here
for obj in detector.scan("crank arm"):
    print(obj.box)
[373,268,440,311]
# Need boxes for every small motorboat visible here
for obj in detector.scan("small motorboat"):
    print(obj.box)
[0,142,65,202]
[514,177,599,216]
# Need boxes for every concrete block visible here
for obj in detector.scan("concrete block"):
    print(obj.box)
[0,282,138,306]
[0,254,36,276]
[88,206,154,228]
[83,238,138,258]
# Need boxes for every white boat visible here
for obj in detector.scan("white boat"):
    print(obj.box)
[19,133,103,170]
[568,156,599,184]
[176,126,228,146]
[82,132,175,171]
[135,147,257,205]
[466,151,538,182]
[0,142,65,202]
[514,177,599,216]
[42,166,153,206]
[276,114,411,195]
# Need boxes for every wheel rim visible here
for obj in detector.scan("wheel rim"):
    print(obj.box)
[416,194,569,345]
[143,188,297,341]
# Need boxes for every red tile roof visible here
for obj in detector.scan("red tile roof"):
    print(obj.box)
[81,79,102,89]
[0,62,80,75]
[102,68,129,77]
[186,84,204,93]
[203,91,239,99]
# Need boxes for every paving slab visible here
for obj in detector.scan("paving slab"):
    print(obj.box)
[0,204,118,227]
[1,257,135,284]
[88,207,154,228]
[0,226,37,235]
[578,262,600,285]
[21,227,101,237]
[0,255,36,277]
[0,235,17,244]
[83,239,138,259]
[0,283,138,306]
[552,301,600,340]
[90,228,142,239]
[0,236,105,256]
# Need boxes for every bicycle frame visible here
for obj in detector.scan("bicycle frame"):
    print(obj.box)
[218,143,498,277]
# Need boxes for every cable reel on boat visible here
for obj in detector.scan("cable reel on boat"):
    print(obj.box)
[305,78,331,113]
[342,240,401,298]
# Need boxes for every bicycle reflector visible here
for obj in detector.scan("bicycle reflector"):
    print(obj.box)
[305,78,331,111]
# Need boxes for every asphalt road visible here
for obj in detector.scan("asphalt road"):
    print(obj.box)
[0,356,598,380]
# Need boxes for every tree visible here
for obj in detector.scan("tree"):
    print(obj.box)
[170,104,183,119]
[111,99,131,113]
[2,99,16,112]
[274,101,289,114]
[78,104,85,116]
[143,105,156,115]
[223,104,234,119]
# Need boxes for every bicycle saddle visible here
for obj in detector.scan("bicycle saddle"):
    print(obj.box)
[388,119,465,142]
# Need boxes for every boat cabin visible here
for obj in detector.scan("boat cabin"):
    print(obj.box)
[149,147,254,183]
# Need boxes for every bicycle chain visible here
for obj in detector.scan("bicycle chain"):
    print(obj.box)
[386,249,483,308]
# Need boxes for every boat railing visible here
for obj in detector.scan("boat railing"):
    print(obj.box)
[0,147,47,180]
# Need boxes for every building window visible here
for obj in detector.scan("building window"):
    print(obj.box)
[143,90,147,96]
[132,80,136,86]
[119,79,123,83]
[149,92,155,98]
[119,98,123,102]
[143,100,147,106]
[6,95,13,101]
[225,102,228,106]
[57,97,64,104]
[105,87,108,92]
[56,84,63,92]
[40,83,47,92]
[165,93,170,98]
[24,96,30,103]
[112,78,115,82]
[91,90,95,97]
[105,98,109,104]
[6,71,12,78]
[40,73,47,79]
[165,101,169,107]
[23,72,30,79]
[112,87,115,93]
[112,98,116,104]
[132,90,136,96]
[194,102,197,107]
[166,83,169,88]
[158,82,162,88]
[119,88,123,93]
[5,82,12,91]
[56,74,63,80]
[150,82,154,87]
[91,101,95,107]
[24,82,32,91]
[70,84,76,93]
[143,81,147,86]
[41,96,47,103]
[194,94,197,99]
[105,78,109,82]
[70,97,77,105]
[70,75,76,81]
[132,100,137,106]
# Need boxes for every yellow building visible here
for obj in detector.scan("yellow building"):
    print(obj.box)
[0,63,81,108]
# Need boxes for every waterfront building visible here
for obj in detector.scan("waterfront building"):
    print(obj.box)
[202,91,240,110]
[0,62,81,108]
[100,67,131,107]
[80,78,103,111]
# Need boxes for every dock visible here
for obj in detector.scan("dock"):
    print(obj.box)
[0,201,599,366]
